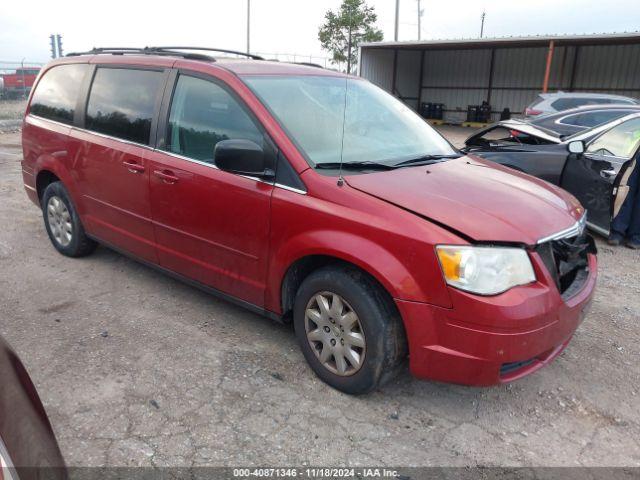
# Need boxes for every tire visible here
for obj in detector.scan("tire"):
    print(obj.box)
[293,265,407,395]
[42,181,97,257]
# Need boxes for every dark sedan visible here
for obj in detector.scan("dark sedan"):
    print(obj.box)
[529,104,640,137]
[463,114,640,236]
[0,335,66,480]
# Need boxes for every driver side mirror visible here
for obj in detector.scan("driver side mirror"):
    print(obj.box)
[567,140,585,155]
[214,139,274,179]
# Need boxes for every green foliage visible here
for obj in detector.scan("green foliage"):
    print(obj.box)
[318,0,383,73]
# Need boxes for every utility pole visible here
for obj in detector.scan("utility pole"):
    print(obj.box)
[246,0,251,54]
[480,10,486,38]
[394,0,400,41]
[56,34,63,57]
[49,35,57,59]
[346,3,353,74]
[417,0,423,41]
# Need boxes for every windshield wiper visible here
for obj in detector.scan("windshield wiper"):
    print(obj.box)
[315,161,395,170]
[393,154,462,168]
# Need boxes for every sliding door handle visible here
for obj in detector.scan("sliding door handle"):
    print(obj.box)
[153,169,179,184]
[123,160,145,173]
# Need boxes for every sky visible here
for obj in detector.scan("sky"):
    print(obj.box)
[1,0,640,65]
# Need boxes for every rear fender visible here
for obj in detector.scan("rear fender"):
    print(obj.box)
[33,154,84,213]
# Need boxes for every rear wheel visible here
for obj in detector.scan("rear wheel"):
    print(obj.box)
[293,265,407,394]
[42,182,97,257]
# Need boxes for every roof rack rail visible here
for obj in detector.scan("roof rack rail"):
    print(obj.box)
[66,46,264,62]
[151,47,264,60]
[66,47,216,61]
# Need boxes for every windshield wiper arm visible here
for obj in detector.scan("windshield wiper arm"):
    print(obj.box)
[393,154,462,167]
[315,161,395,170]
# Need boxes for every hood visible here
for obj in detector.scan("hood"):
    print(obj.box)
[345,156,584,245]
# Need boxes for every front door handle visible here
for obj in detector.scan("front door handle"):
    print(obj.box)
[600,168,617,179]
[153,169,179,184]
[123,160,145,174]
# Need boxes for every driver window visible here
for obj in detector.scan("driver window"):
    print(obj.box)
[586,118,640,159]
[165,75,262,163]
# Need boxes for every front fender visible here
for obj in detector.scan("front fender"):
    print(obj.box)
[265,229,451,314]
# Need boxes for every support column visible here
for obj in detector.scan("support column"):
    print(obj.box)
[542,40,555,93]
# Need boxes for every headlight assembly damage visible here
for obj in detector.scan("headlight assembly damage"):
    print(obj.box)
[436,245,536,295]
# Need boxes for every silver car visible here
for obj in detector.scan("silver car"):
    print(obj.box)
[524,92,639,118]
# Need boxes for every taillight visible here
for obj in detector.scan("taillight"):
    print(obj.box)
[525,108,543,116]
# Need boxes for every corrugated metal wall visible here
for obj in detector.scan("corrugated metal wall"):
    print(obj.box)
[359,49,394,91]
[360,42,640,123]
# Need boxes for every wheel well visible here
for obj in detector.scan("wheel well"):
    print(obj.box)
[280,255,394,321]
[36,170,60,203]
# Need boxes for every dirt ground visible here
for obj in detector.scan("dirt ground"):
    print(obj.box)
[0,123,639,468]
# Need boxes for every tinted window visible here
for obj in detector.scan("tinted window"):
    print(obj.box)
[552,97,625,111]
[165,75,262,162]
[86,68,164,144]
[562,110,629,127]
[586,118,640,159]
[30,64,88,124]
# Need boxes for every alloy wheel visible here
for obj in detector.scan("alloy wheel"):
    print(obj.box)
[304,291,366,376]
[47,196,73,247]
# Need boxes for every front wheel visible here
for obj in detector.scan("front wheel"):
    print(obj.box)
[42,181,97,257]
[293,265,407,395]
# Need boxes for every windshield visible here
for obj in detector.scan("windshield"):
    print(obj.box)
[244,75,457,167]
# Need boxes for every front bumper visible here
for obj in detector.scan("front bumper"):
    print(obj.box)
[396,253,597,386]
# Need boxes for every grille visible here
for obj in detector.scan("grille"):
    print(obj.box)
[535,230,597,299]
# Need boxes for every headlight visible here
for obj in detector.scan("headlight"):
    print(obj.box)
[436,245,536,295]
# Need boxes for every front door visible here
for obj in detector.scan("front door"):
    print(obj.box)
[73,66,167,263]
[147,72,273,306]
[561,117,640,233]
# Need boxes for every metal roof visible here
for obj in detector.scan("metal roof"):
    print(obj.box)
[360,32,640,50]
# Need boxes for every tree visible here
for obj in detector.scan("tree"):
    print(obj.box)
[318,0,383,74]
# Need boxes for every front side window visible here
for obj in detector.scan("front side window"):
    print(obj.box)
[86,68,164,144]
[30,64,89,124]
[586,117,640,159]
[245,76,456,167]
[165,75,263,163]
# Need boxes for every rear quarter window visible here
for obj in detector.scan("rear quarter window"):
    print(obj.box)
[86,68,165,145]
[30,64,89,124]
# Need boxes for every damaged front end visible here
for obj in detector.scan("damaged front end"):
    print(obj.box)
[535,226,598,301]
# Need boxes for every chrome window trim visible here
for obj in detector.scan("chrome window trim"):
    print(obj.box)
[27,113,73,129]
[537,212,587,244]
[29,113,155,151]
[28,114,307,195]
[569,112,640,142]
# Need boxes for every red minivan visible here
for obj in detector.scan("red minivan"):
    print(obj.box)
[21,48,597,394]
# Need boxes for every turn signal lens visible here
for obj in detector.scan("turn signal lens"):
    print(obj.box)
[436,245,536,295]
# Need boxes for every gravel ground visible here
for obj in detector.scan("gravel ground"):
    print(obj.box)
[0,128,639,468]
[0,99,26,125]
